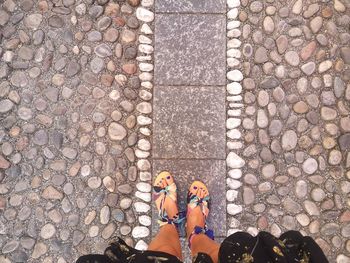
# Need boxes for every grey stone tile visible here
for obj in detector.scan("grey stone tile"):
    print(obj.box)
[156,0,226,13]
[155,14,226,86]
[152,159,226,238]
[153,86,226,159]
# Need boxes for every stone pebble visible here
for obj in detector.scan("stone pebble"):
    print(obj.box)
[40,224,56,239]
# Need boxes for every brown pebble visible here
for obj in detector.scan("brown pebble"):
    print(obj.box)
[293,101,309,114]
[239,11,248,22]
[245,132,255,143]
[335,60,344,71]
[16,136,29,151]
[101,74,114,87]
[69,162,81,177]
[105,3,120,17]
[114,17,125,27]
[38,1,48,12]
[316,50,326,61]
[75,32,84,41]
[258,216,269,230]
[321,6,333,18]
[340,210,350,223]
[127,0,140,7]
[300,41,317,61]
[122,63,137,75]
[9,126,20,137]
[0,155,10,169]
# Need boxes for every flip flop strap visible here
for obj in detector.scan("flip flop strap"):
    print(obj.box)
[153,183,177,221]
[187,195,210,219]
[153,183,177,202]
[154,183,184,227]
[158,210,186,227]
[188,225,214,249]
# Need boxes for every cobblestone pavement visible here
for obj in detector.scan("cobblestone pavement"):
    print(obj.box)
[226,0,350,261]
[1,0,350,262]
[0,0,154,262]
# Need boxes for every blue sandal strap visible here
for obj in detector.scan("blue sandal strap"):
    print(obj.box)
[188,226,214,248]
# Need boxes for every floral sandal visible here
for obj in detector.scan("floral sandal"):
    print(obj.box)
[153,171,185,228]
[187,181,214,248]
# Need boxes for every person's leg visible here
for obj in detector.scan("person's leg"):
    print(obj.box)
[148,224,182,259]
[186,183,220,263]
[148,172,182,260]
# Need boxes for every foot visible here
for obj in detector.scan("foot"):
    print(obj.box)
[186,181,210,238]
[154,171,179,222]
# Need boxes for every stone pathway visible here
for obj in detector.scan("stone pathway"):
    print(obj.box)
[151,3,227,259]
[1,0,350,262]
[153,1,227,231]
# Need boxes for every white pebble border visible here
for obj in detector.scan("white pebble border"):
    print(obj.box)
[133,0,155,251]
[226,0,245,236]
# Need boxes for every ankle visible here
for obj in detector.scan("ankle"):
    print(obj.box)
[186,208,205,236]
[164,205,178,219]
[190,235,219,263]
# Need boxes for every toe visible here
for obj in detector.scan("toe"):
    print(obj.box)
[200,188,205,198]
[197,188,202,198]
[164,174,174,186]
[191,184,199,196]
[189,181,209,199]
[154,177,162,187]
[161,179,167,188]
[154,171,172,188]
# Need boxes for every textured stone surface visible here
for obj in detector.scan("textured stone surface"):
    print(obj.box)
[156,0,226,13]
[155,14,226,85]
[0,0,151,261]
[0,0,348,261]
[237,0,348,260]
[153,86,225,159]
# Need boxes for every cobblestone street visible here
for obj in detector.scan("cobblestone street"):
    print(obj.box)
[0,0,154,261]
[233,0,350,261]
[0,0,349,262]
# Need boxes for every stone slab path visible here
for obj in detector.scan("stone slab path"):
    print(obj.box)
[152,5,227,240]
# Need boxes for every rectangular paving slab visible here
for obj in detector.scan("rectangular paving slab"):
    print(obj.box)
[153,86,226,159]
[155,14,226,86]
[156,0,226,13]
[152,159,226,238]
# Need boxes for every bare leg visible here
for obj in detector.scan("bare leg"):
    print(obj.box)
[148,172,182,260]
[187,188,220,263]
[148,224,182,260]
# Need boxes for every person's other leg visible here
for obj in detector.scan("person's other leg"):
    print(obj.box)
[148,172,182,260]
[148,224,182,259]
[186,187,220,263]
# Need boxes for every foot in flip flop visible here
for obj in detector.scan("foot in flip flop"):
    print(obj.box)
[186,181,213,244]
[153,171,182,226]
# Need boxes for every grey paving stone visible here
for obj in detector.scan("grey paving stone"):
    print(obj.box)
[155,14,226,86]
[152,159,226,238]
[156,0,226,13]
[153,86,226,159]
